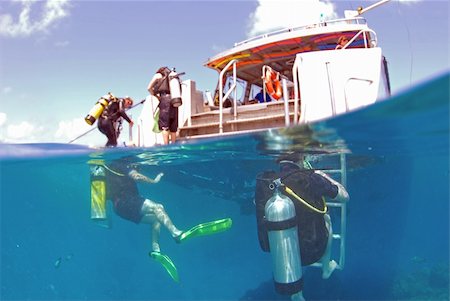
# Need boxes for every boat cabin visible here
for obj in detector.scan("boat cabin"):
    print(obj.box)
[137,16,391,145]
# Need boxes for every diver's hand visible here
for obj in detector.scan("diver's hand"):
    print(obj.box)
[153,172,164,183]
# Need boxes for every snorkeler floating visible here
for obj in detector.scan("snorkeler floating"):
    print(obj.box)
[88,157,232,282]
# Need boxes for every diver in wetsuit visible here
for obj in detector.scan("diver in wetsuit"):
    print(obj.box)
[102,158,232,282]
[255,153,349,283]
[105,159,180,249]
[98,97,134,147]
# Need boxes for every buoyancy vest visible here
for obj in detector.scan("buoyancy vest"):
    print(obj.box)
[101,98,122,121]
[153,68,171,94]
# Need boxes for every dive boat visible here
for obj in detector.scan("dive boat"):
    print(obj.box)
[137,2,391,146]
[131,2,394,299]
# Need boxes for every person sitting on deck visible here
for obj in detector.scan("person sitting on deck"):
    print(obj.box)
[336,36,349,49]
[255,90,272,103]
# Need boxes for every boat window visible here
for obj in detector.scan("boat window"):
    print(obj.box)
[223,76,247,105]
[250,85,263,101]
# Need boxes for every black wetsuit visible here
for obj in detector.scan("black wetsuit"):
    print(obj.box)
[158,93,178,132]
[98,100,132,147]
[255,163,338,265]
[154,70,178,132]
[105,160,145,223]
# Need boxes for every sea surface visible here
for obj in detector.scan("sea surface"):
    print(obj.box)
[1,73,449,301]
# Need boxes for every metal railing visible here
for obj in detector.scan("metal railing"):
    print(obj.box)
[292,58,301,124]
[341,28,378,49]
[261,65,292,127]
[218,59,238,134]
[234,17,368,47]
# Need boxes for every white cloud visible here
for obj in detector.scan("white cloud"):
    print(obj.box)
[0,112,7,142]
[0,0,71,38]
[247,0,337,37]
[55,117,92,142]
[54,40,69,47]
[2,86,12,94]
[6,121,43,142]
[211,43,227,54]
[0,112,7,127]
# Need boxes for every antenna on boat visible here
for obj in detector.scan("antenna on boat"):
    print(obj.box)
[356,0,391,15]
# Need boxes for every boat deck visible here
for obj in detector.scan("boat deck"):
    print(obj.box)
[178,100,298,139]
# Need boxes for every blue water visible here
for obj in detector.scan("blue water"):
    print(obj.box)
[1,73,449,300]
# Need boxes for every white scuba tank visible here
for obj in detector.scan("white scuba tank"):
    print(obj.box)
[265,186,303,296]
[169,71,182,107]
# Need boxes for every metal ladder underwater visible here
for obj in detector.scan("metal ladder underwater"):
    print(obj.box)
[310,152,348,270]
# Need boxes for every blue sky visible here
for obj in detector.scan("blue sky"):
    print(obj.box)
[0,0,448,145]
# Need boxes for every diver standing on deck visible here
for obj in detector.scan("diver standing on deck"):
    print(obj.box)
[97,95,134,147]
[147,67,179,145]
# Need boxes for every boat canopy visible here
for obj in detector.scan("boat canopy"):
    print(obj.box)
[205,18,375,85]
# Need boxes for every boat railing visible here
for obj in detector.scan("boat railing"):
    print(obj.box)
[219,59,238,134]
[341,28,378,49]
[292,59,301,124]
[262,65,294,127]
[234,17,368,47]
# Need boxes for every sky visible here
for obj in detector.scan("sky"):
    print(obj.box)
[0,0,448,146]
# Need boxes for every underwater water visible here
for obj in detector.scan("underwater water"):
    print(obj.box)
[1,73,449,301]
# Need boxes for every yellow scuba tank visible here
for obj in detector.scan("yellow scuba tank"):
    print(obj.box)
[89,160,107,221]
[85,93,116,125]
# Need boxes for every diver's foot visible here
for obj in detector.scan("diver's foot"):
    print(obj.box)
[152,243,161,253]
[322,260,338,279]
[173,234,182,244]
[172,230,183,244]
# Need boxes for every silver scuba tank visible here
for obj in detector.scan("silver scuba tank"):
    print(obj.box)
[169,71,182,107]
[265,181,303,296]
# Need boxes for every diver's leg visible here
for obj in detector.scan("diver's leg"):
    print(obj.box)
[321,214,338,279]
[140,199,182,238]
[170,132,177,144]
[169,107,178,144]
[151,222,161,252]
[104,121,117,147]
[161,130,170,145]
[291,291,305,301]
